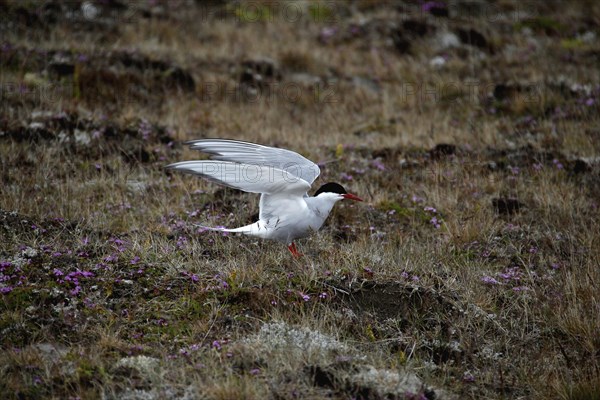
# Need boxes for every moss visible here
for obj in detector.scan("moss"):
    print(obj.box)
[515,17,565,34]
[378,201,413,218]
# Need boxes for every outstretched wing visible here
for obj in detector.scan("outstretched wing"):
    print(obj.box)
[184,139,320,186]
[165,160,311,196]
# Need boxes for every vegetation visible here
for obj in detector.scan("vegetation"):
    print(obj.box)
[1,1,599,398]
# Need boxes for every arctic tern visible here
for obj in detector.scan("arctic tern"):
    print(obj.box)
[166,139,363,257]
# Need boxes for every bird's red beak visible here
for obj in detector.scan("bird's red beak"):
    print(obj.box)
[342,193,363,202]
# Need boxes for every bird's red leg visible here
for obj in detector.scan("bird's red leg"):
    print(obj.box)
[288,242,303,258]
[287,243,297,257]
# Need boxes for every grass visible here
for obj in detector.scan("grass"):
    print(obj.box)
[1,0,599,399]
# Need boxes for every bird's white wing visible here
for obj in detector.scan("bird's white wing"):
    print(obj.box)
[166,161,311,195]
[184,139,320,185]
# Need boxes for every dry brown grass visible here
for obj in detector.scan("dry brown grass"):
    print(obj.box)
[1,0,600,399]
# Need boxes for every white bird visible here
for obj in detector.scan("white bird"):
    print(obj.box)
[166,139,363,257]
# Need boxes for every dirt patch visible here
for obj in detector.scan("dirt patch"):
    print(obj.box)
[341,281,457,322]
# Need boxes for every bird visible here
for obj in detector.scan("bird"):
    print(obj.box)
[165,139,363,257]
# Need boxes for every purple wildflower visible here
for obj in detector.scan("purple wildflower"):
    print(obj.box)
[552,159,564,170]
[481,276,501,285]
[498,267,521,281]
[83,298,95,308]
[463,371,475,382]
[176,236,188,249]
[421,1,446,13]
[529,246,538,254]
[104,254,118,262]
[371,159,386,171]
[299,292,311,302]
[319,26,337,41]
[138,119,152,140]
[340,172,353,181]
[411,194,424,203]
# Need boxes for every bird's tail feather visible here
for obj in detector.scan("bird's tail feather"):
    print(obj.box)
[195,224,254,234]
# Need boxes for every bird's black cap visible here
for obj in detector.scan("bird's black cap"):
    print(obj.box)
[314,182,347,196]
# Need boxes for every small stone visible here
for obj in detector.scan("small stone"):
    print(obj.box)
[492,198,524,215]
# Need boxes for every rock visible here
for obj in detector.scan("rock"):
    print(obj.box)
[493,83,519,101]
[430,143,456,159]
[32,343,68,364]
[391,30,411,54]
[81,1,100,20]
[304,359,452,399]
[429,55,446,68]
[350,365,428,398]
[127,180,149,193]
[427,3,449,17]
[433,31,461,51]
[23,72,48,86]
[288,72,321,87]
[306,365,339,389]
[402,19,434,37]
[163,66,195,91]
[48,61,75,77]
[457,28,488,50]
[391,19,436,55]
[570,157,600,174]
[242,321,352,357]
[492,198,524,215]
[74,129,91,146]
[351,76,381,93]
[571,159,591,174]
[115,355,160,376]
[111,51,195,91]
[239,57,280,87]
[578,31,596,44]
[28,122,45,130]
